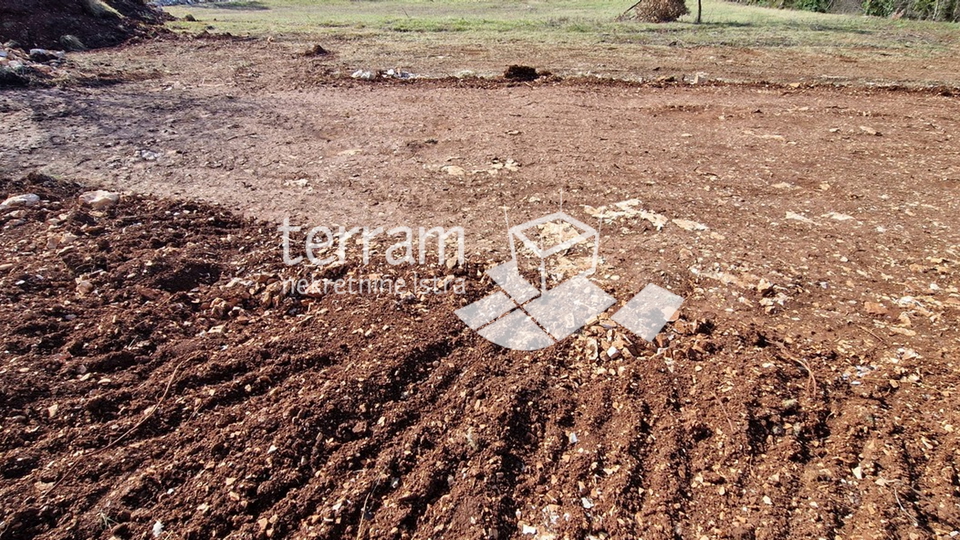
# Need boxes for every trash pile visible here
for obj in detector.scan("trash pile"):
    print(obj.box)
[0,45,68,86]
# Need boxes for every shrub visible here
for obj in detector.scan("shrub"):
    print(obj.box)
[626,0,690,22]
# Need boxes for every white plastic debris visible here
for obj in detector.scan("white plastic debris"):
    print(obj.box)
[152,520,164,538]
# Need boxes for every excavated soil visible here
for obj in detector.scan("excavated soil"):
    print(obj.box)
[0,0,166,51]
[0,37,959,540]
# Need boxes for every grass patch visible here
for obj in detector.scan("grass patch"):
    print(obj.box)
[164,0,958,49]
[160,0,960,85]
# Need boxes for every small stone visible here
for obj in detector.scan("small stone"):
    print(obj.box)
[28,49,59,62]
[864,302,889,316]
[756,278,775,295]
[60,35,86,52]
[441,165,465,177]
[76,280,94,295]
[1,193,40,209]
[889,326,917,336]
[584,338,599,360]
[302,280,324,298]
[859,125,881,136]
[672,218,708,231]
[78,190,119,210]
[35,480,55,492]
[785,211,815,224]
[350,69,376,80]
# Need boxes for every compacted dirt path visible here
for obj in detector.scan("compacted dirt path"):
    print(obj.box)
[1,39,959,540]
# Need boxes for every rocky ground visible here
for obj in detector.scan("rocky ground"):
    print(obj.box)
[0,35,959,540]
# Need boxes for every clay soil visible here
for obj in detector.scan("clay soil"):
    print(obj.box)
[1,35,959,540]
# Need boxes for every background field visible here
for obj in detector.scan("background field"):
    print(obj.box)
[158,0,960,85]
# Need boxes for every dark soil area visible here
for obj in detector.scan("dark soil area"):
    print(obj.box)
[0,0,166,50]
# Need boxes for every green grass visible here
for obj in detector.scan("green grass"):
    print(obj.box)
[164,0,958,49]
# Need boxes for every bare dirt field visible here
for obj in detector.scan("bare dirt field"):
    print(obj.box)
[1,32,959,540]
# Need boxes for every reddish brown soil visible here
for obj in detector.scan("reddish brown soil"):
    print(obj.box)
[0,38,959,540]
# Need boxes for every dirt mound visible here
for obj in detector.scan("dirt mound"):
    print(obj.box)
[0,172,957,539]
[0,0,167,51]
[504,65,540,82]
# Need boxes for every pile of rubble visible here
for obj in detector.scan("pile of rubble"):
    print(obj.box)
[0,45,68,86]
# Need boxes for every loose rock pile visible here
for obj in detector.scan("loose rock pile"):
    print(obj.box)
[0,45,68,86]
